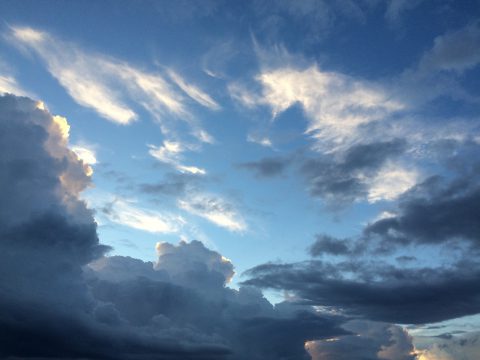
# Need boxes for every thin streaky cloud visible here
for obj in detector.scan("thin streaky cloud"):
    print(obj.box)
[178,193,247,232]
[10,26,218,142]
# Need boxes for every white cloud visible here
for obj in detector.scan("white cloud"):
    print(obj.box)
[71,145,97,165]
[167,69,220,110]
[256,65,404,151]
[10,26,217,140]
[101,197,185,234]
[228,82,259,109]
[178,193,246,232]
[0,58,31,96]
[367,165,418,203]
[247,133,273,148]
[0,75,29,96]
[148,140,206,175]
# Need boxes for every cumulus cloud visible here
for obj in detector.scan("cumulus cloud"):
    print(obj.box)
[306,320,415,360]
[244,146,480,325]
[10,26,216,142]
[178,193,247,232]
[2,93,367,359]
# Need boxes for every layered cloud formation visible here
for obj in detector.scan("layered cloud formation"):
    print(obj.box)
[0,93,420,360]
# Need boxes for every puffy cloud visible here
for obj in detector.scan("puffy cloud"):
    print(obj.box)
[88,242,350,360]
[1,94,357,359]
[306,320,416,360]
[71,144,97,165]
[178,193,247,232]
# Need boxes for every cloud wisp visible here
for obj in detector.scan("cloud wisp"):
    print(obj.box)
[10,26,217,142]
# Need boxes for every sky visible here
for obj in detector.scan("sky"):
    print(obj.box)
[0,0,480,359]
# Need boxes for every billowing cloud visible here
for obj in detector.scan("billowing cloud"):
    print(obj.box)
[306,320,416,360]
[244,149,480,325]
[2,93,366,359]
[178,193,247,232]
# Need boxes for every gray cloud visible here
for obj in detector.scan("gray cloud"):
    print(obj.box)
[419,21,480,73]
[309,234,352,256]
[301,139,407,204]
[238,156,290,178]
[0,94,356,359]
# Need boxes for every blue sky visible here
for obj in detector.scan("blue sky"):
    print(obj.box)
[1,1,480,359]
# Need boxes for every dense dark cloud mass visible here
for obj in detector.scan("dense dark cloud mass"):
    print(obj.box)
[245,260,480,324]
[3,93,412,360]
[301,139,406,204]
[244,136,480,327]
[365,174,480,250]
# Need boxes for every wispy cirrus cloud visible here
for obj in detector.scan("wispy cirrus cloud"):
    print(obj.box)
[0,58,31,97]
[10,26,217,141]
[91,195,185,234]
[148,140,206,175]
[178,193,246,232]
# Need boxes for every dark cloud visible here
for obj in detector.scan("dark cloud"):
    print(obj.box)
[364,174,480,250]
[301,139,406,204]
[139,172,201,197]
[238,156,290,178]
[89,243,350,360]
[244,259,480,324]
[309,234,352,256]
[307,320,415,360]
[0,94,356,359]
[419,21,480,73]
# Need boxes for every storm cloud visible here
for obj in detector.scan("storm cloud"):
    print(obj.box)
[0,94,373,360]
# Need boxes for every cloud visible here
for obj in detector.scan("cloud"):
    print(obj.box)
[253,64,404,151]
[149,140,207,175]
[88,241,351,360]
[178,193,247,232]
[98,196,186,234]
[167,69,220,110]
[306,320,416,360]
[364,172,480,249]
[238,156,290,178]
[385,0,425,23]
[419,21,480,73]
[300,139,412,204]
[71,145,97,165]
[10,26,216,142]
[309,234,352,256]
[1,94,358,359]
